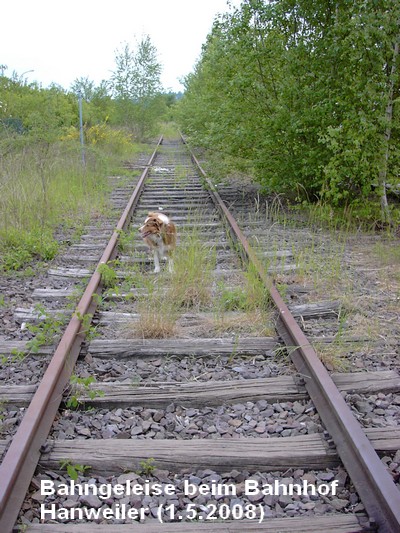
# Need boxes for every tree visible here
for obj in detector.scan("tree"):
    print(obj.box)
[178,0,400,221]
[0,77,76,142]
[70,76,97,101]
[110,35,165,139]
[377,21,400,223]
[111,35,162,100]
[70,77,114,126]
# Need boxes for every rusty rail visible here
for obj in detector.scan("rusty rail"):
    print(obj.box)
[2,134,399,532]
[0,137,162,533]
[186,141,400,533]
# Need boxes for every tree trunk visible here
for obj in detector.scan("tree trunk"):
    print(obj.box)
[378,29,399,224]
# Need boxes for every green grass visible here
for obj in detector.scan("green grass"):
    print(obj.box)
[371,239,400,266]
[284,198,400,234]
[0,137,142,271]
[216,263,270,312]
[124,224,277,339]
[135,280,179,339]
[167,228,216,310]
[129,228,216,339]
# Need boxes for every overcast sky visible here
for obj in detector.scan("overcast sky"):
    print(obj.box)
[1,0,241,92]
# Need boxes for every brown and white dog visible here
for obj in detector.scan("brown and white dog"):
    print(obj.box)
[139,212,176,273]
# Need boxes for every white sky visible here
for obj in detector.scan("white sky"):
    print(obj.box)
[1,0,241,93]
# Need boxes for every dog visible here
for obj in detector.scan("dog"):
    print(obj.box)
[139,212,176,273]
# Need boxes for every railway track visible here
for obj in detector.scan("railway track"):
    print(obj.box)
[0,135,399,532]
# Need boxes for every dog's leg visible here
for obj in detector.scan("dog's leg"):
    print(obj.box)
[167,257,174,273]
[153,250,161,273]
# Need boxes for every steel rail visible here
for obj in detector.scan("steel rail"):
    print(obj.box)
[186,141,400,533]
[0,137,162,533]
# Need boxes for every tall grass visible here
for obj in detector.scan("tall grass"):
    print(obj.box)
[135,278,179,339]
[129,226,276,339]
[167,228,216,310]
[0,136,139,270]
[131,227,216,338]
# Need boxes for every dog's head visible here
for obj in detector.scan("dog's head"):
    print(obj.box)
[139,215,162,240]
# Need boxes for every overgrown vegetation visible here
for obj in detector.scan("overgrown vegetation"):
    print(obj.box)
[167,229,216,309]
[0,35,180,271]
[0,80,138,271]
[127,227,273,339]
[132,229,216,339]
[177,0,400,226]
[66,375,105,409]
[135,278,179,339]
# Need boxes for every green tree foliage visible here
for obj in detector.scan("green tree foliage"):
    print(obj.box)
[0,77,77,144]
[71,76,97,102]
[70,77,114,126]
[177,0,400,218]
[110,35,166,139]
[111,35,162,99]
[0,73,138,271]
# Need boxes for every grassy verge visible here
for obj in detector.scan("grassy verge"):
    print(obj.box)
[265,194,400,234]
[0,134,145,272]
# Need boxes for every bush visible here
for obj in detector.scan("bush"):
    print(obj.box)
[0,229,59,271]
[62,123,134,155]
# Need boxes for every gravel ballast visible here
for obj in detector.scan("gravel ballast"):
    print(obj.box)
[51,400,323,441]
[21,466,366,526]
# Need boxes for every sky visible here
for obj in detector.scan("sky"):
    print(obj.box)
[1,0,241,93]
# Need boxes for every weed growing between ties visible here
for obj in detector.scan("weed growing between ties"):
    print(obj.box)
[125,226,216,339]
[0,305,66,366]
[117,228,137,254]
[124,223,278,339]
[135,276,180,339]
[59,459,91,481]
[98,261,119,289]
[66,375,105,409]
[213,263,274,337]
[313,340,352,372]
[168,229,216,310]
[137,458,156,476]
